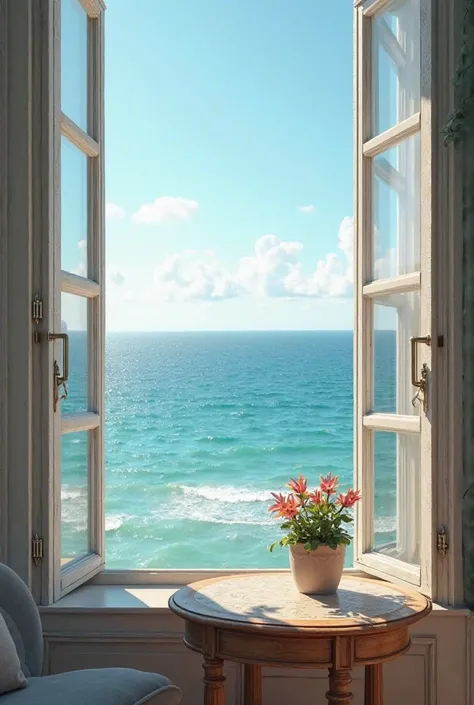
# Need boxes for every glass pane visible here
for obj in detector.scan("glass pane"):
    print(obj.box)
[373,133,420,279]
[373,430,420,565]
[61,431,90,565]
[61,293,88,414]
[61,136,88,275]
[373,0,420,135]
[373,291,419,415]
[61,0,88,131]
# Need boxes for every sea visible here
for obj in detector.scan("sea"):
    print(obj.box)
[60,331,397,569]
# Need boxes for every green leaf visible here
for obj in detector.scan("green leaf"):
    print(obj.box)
[340,514,353,523]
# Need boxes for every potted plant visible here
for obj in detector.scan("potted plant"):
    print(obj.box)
[269,473,361,595]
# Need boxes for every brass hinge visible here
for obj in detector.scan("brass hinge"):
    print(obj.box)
[32,534,44,565]
[32,294,43,343]
[437,526,449,558]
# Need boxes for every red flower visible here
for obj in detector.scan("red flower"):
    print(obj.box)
[268,492,299,519]
[308,488,323,505]
[320,473,338,495]
[283,494,299,519]
[287,474,308,495]
[337,489,362,508]
[269,492,287,515]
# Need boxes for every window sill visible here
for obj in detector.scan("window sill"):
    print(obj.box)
[39,574,471,617]
[40,584,177,613]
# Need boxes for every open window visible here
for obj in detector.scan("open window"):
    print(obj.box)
[25,0,459,604]
[353,0,435,593]
[38,0,106,602]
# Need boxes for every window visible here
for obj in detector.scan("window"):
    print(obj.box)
[354,0,434,592]
[8,0,457,604]
[39,0,106,601]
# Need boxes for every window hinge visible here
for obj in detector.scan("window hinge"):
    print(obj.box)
[32,534,44,565]
[437,526,449,558]
[32,294,43,343]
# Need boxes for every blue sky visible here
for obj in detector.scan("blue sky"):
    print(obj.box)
[64,0,356,331]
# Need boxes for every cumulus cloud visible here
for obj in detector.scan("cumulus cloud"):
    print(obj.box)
[153,250,240,302]
[78,239,87,250]
[298,204,316,214]
[149,216,354,303]
[237,217,353,299]
[132,196,199,224]
[106,203,126,220]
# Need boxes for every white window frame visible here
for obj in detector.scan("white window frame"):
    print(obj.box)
[33,0,106,604]
[352,0,463,604]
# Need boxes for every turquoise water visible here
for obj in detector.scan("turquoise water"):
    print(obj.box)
[61,331,396,569]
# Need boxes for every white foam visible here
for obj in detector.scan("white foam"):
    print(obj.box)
[177,484,272,504]
[105,514,128,531]
[61,489,82,501]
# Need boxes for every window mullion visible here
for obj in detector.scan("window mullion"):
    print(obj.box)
[355,5,374,563]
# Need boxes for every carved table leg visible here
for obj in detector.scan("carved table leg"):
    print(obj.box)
[326,668,353,705]
[364,664,383,705]
[203,657,226,705]
[243,664,262,705]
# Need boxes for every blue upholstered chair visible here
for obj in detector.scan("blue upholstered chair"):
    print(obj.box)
[0,563,182,705]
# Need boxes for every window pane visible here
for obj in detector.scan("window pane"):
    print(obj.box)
[373,0,420,135]
[61,293,88,414]
[61,431,90,565]
[373,134,420,279]
[373,291,419,415]
[61,136,88,275]
[61,0,88,131]
[373,430,420,565]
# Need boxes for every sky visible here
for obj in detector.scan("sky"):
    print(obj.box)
[62,0,356,331]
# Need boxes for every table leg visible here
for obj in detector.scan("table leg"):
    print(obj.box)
[203,657,226,705]
[243,664,262,705]
[364,664,383,705]
[326,668,353,704]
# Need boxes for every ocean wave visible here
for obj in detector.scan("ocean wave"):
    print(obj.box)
[196,435,239,444]
[61,489,82,501]
[374,516,397,533]
[175,484,273,504]
[105,514,129,531]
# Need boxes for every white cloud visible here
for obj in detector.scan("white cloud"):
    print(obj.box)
[236,235,305,297]
[153,250,240,302]
[132,196,199,225]
[149,216,354,303]
[298,204,316,214]
[78,239,87,249]
[73,263,87,278]
[107,266,125,287]
[106,203,126,220]
[236,218,353,299]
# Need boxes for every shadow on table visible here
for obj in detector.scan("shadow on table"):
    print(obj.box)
[181,580,420,628]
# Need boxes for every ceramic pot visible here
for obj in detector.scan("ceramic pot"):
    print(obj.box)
[289,543,345,595]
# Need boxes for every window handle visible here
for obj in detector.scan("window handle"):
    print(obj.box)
[411,335,431,410]
[49,333,69,411]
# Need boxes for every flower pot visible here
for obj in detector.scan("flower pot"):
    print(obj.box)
[289,543,345,595]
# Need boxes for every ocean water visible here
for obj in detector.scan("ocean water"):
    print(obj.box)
[60,331,397,569]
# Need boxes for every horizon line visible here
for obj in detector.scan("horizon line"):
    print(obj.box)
[101,328,369,334]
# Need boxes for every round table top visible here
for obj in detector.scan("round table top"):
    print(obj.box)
[169,573,431,634]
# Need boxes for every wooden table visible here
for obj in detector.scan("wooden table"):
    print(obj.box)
[169,573,431,705]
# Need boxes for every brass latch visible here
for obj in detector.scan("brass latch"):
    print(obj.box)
[49,333,69,411]
[32,294,43,343]
[437,527,448,558]
[32,534,44,565]
[411,335,431,410]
